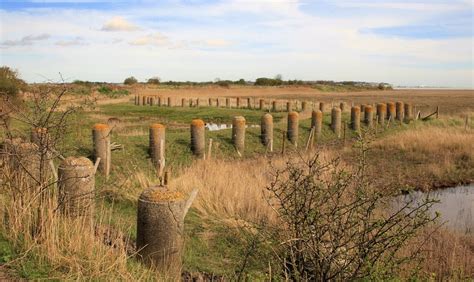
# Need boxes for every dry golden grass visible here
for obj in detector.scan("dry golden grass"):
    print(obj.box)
[371,123,474,190]
[171,149,340,227]
[0,161,160,280]
[417,228,474,279]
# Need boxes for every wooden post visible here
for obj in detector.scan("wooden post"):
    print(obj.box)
[281,130,286,155]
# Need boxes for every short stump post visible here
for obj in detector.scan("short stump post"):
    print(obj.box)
[137,186,186,277]
[58,157,95,220]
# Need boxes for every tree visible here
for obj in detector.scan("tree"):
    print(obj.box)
[123,76,138,85]
[0,66,26,99]
[147,77,161,84]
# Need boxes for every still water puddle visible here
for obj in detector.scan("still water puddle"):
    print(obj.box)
[395,185,473,234]
[205,123,260,131]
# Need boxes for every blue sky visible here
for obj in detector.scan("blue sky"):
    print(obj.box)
[0,0,472,88]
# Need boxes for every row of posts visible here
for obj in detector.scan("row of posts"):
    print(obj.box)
[134,96,414,120]
[135,95,364,113]
[93,101,415,178]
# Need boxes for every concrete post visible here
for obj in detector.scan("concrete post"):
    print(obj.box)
[351,106,361,132]
[364,105,374,127]
[331,107,342,138]
[190,119,205,158]
[137,186,186,277]
[261,113,273,148]
[232,116,246,153]
[287,112,299,147]
[58,157,95,219]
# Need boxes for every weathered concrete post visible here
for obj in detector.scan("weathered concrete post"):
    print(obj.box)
[360,104,366,114]
[142,96,147,106]
[226,98,231,108]
[404,103,413,123]
[196,98,201,108]
[259,99,265,110]
[340,102,346,112]
[216,98,221,107]
[261,113,273,149]
[208,98,213,107]
[158,97,163,106]
[319,102,326,113]
[137,186,186,277]
[232,116,246,154]
[247,98,252,109]
[236,97,241,108]
[387,102,396,121]
[190,119,205,158]
[272,100,278,112]
[287,112,299,147]
[351,106,361,132]
[58,157,95,219]
[181,98,187,107]
[149,124,166,176]
[302,101,308,112]
[149,97,155,106]
[92,124,111,178]
[376,103,387,125]
[311,110,323,138]
[364,105,374,127]
[331,107,342,138]
[396,101,404,121]
[286,101,292,112]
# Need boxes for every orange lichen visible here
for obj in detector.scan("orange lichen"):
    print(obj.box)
[141,186,185,202]
[93,124,109,131]
[150,123,165,129]
[191,119,205,127]
[288,112,299,118]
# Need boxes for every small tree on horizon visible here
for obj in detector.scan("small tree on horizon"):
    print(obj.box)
[147,76,161,84]
[124,76,138,85]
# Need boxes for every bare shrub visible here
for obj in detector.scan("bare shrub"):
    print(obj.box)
[262,139,438,280]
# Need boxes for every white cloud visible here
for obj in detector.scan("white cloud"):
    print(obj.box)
[101,16,139,32]
[55,37,86,46]
[204,39,233,47]
[129,33,169,46]
[1,33,50,46]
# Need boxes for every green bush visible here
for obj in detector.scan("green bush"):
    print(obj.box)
[124,76,138,85]
[0,66,26,99]
[97,85,112,94]
[254,77,283,86]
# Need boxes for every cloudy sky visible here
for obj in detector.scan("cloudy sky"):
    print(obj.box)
[0,0,472,88]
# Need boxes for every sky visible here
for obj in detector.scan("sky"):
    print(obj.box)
[0,0,472,88]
